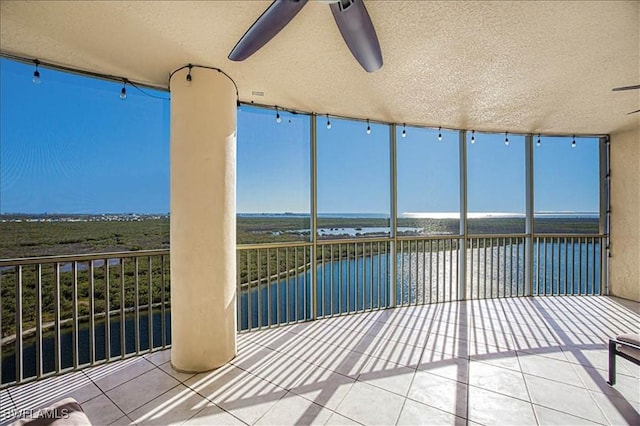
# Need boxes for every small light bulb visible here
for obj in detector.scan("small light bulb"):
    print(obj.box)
[276,113,281,123]
[438,127,442,141]
[366,119,371,134]
[402,129,406,138]
[32,60,41,84]
[537,135,541,146]
[186,65,193,86]
[326,115,331,129]
[505,132,509,145]
[471,130,475,144]
[571,136,576,148]
[120,86,127,100]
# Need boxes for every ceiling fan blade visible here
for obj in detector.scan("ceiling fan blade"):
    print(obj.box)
[627,109,640,115]
[229,0,308,61]
[612,85,640,91]
[330,0,383,72]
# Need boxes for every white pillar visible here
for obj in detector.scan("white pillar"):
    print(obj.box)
[169,66,237,372]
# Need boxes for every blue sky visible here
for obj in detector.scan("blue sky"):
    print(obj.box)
[0,58,600,215]
[0,59,169,214]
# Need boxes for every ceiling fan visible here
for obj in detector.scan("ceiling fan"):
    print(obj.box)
[228,0,383,73]
[612,85,640,114]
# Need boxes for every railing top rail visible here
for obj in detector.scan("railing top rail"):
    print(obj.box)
[0,249,170,266]
[237,241,313,250]
[317,236,392,245]
[466,233,528,239]
[396,234,461,241]
[534,233,606,238]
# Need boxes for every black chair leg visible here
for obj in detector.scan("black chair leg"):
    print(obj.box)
[607,339,616,386]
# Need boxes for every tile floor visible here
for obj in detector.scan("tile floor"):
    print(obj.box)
[1,296,638,425]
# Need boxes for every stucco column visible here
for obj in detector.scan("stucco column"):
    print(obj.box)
[169,66,237,371]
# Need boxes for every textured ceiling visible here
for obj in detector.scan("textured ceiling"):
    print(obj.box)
[1,0,638,135]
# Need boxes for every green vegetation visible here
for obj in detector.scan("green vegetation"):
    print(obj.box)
[0,219,169,259]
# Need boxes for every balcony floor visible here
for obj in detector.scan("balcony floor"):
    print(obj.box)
[2,296,639,425]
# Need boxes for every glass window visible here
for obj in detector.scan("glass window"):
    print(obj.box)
[236,106,311,243]
[397,127,459,236]
[0,58,169,257]
[467,132,526,234]
[316,117,390,239]
[534,136,599,233]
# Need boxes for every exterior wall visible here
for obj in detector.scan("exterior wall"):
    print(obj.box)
[610,126,640,302]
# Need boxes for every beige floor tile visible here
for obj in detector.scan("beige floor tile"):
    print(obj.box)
[183,404,246,425]
[417,355,468,384]
[324,412,360,425]
[467,387,537,426]
[469,350,521,372]
[143,349,171,366]
[518,352,585,387]
[109,415,134,426]
[516,346,569,362]
[396,399,465,426]
[289,366,355,411]
[83,394,127,425]
[589,391,640,426]
[358,357,416,396]
[158,362,196,383]
[524,374,608,424]
[128,384,210,425]
[407,371,467,418]
[468,361,529,400]
[574,363,640,403]
[1,389,14,410]
[561,347,610,371]
[255,392,333,425]
[335,381,405,426]
[9,371,101,411]
[237,350,316,391]
[533,405,600,425]
[87,357,155,392]
[183,404,246,426]
[367,339,424,368]
[106,368,181,414]
[192,368,287,425]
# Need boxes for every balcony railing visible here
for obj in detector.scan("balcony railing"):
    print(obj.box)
[1,233,606,388]
[0,250,171,389]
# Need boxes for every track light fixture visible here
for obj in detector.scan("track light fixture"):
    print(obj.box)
[402,123,406,138]
[505,132,509,146]
[438,127,442,141]
[32,59,41,84]
[276,107,281,123]
[120,81,127,100]
[186,64,193,85]
[326,114,331,129]
[366,119,371,134]
[571,135,576,148]
[471,130,475,144]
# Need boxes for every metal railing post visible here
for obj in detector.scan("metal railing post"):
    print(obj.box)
[458,130,467,300]
[390,124,397,308]
[525,134,534,296]
[599,136,610,295]
[310,114,318,319]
